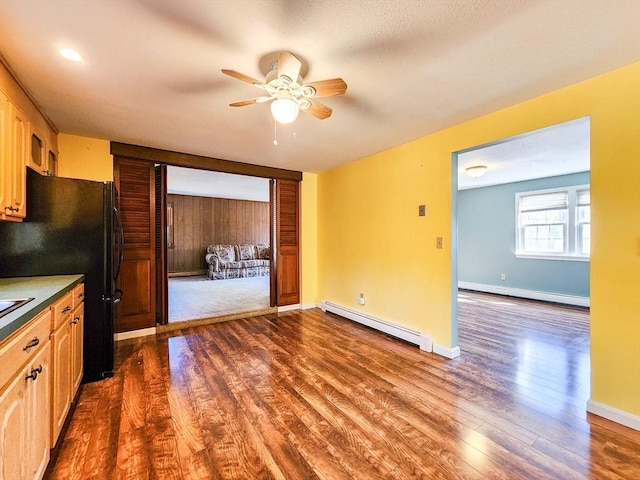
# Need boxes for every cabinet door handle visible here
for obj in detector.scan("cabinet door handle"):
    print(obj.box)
[71,316,80,325]
[77,292,85,299]
[62,306,72,313]
[23,337,40,351]
[25,365,43,382]
[4,205,18,212]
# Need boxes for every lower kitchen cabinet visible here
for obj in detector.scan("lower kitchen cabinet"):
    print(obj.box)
[70,303,84,395]
[50,284,85,447]
[50,319,72,447]
[0,277,84,479]
[0,315,51,480]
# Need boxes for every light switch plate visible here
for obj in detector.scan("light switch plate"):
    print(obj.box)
[419,205,426,216]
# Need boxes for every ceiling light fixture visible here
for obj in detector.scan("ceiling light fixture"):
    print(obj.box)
[59,48,83,62]
[465,165,488,178]
[270,98,299,124]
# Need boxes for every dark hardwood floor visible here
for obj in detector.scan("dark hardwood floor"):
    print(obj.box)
[45,292,640,479]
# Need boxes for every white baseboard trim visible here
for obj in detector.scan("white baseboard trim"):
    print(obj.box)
[277,304,301,312]
[323,301,458,359]
[458,281,590,307]
[114,327,157,341]
[300,303,317,310]
[587,399,640,430]
[433,344,461,359]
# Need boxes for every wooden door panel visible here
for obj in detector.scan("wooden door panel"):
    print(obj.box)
[155,165,168,325]
[114,158,156,332]
[276,179,300,306]
[121,260,152,315]
[277,245,299,305]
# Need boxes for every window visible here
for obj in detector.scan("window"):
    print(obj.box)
[516,185,590,260]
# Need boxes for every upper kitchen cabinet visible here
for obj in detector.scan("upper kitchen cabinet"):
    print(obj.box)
[0,60,58,222]
[28,124,57,177]
[0,90,29,221]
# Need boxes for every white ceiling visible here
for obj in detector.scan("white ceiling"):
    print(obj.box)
[0,1,638,175]
[167,167,270,202]
[457,116,590,190]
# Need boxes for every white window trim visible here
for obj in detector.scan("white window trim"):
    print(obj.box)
[515,184,590,261]
[514,253,590,262]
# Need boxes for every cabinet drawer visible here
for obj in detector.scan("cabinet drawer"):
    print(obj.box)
[0,308,51,391]
[72,283,85,309]
[52,292,73,330]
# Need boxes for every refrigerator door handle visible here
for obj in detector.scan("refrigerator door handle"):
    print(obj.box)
[113,206,124,281]
[113,288,123,304]
[102,289,123,304]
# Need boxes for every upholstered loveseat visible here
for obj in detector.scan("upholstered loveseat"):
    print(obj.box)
[205,244,270,280]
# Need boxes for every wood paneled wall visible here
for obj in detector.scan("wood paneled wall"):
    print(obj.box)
[167,194,270,274]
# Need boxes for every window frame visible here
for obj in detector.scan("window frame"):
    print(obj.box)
[515,184,590,262]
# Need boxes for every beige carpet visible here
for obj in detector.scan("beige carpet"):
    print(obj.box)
[168,275,270,323]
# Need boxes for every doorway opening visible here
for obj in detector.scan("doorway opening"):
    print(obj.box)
[164,166,273,324]
[451,116,591,411]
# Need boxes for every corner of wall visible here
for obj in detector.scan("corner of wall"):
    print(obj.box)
[300,172,319,307]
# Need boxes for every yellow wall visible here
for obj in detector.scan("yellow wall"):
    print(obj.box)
[317,63,640,417]
[300,173,318,307]
[57,134,112,181]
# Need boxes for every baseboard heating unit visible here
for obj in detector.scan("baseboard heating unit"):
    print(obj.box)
[323,302,433,352]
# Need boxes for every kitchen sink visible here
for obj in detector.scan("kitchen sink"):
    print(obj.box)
[0,298,34,319]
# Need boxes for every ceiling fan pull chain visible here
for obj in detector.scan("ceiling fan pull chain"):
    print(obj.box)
[273,119,278,146]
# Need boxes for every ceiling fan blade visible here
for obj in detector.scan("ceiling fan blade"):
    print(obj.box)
[304,100,332,120]
[277,52,302,82]
[221,69,263,86]
[229,98,259,107]
[304,78,348,97]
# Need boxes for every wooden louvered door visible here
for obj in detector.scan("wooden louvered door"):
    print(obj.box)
[275,179,300,305]
[155,165,168,325]
[113,158,156,332]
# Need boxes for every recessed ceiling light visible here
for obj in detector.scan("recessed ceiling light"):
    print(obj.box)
[59,48,83,62]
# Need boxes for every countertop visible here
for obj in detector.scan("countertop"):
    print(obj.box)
[0,275,84,344]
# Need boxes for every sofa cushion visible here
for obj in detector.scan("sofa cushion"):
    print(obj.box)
[241,259,266,268]
[221,259,269,269]
[221,260,244,269]
[238,244,257,260]
[207,244,236,262]
[256,244,270,260]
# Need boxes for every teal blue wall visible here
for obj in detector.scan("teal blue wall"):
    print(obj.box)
[457,172,590,298]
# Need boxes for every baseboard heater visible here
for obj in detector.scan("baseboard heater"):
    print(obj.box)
[324,301,423,347]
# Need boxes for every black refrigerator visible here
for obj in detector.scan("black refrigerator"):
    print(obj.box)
[0,168,123,382]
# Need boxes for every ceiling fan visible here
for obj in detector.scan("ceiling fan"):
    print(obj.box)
[222,51,347,124]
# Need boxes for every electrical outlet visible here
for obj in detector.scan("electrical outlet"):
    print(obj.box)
[358,293,366,305]
[436,237,443,249]
[500,273,506,281]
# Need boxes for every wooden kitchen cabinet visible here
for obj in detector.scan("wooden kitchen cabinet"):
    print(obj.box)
[28,127,46,175]
[50,319,72,447]
[50,291,74,447]
[27,125,56,177]
[0,89,28,222]
[71,284,84,395]
[0,310,51,480]
[5,97,28,220]
[50,283,84,447]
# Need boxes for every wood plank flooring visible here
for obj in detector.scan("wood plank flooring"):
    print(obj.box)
[45,292,640,479]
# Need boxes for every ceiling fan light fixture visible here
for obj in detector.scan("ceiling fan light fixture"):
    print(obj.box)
[271,98,299,124]
[59,48,83,62]
[465,165,488,178]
